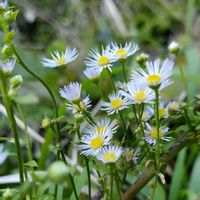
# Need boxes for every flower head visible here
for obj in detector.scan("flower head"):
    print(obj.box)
[0,59,16,75]
[123,148,140,164]
[84,46,116,71]
[168,41,180,55]
[120,81,155,104]
[85,118,118,136]
[0,0,8,8]
[131,58,174,90]
[101,92,128,115]
[79,129,112,156]
[144,123,171,145]
[59,82,81,103]
[111,42,139,61]
[42,48,78,68]
[83,67,102,81]
[97,145,122,164]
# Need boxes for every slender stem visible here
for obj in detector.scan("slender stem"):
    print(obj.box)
[110,164,114,200]
[0,70,24,184]
[178,62,188,96]
[121,61,127,83]
[106,68,116,92]
[85,158,92,200]
[114,165,122,200]
[132,105,139,126]
[154,89,160,170]
[119,111,128,145]
[69,174,79,200]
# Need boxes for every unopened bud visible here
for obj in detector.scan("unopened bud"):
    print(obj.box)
[48,161,69,183]
[4,30,15,43]
[4,10,19,24]
[136,52,149,67]
[1,45,12,57]
[10,75,23,89]
[135,127,141,134]
[74,113,84,123]
[41,118,51,129]
[168,101,179,115]
[2,188,13,200]
[168,41,180,55]
[8,89,17,100]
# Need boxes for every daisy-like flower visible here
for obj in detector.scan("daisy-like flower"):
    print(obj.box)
[59,82,81,103]
[97,145,122,164]
[123,148,140,164]
[83,67,103,81]
[84,46,116,71]
[101,92,129,115]
[116,81,128,91]
[0,0,8,8]
[85,118,118,136]
[42,48,78,68]
[79,129,112,156]
[144,123,171,145]
[0,59,16,74]
[111,42,139,61]
[120,81,155,105]
[148,101,168,119]
[139,106,153,122]
[67,96,91,114]
[131,58,174,90]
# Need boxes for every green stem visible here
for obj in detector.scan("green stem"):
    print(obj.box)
[114,165,122,200]
[110,164,114,200]
[85,158,92,200]
[121,61,127,83]
[155,89,160,170]
[69,174,79,200]
[178,62,188,96]
[132,105,139,126]
[106,68,116,92]
[119,111,127,145]
[0,70,24,184]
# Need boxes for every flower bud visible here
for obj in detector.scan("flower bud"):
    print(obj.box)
[168,101,179,115]
[4,30,15,43]
[1,45,12,57]
[4,10,19,24]
[74,113,84,123]
[48,161,70,183]
[10,75,23,89]
[2,188,13,200]
[8,88,17,100]
[136,52,149,67]
[41,118,51,129]
[168,41,180,55]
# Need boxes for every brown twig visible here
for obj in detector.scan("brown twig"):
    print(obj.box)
[122,132,195,200]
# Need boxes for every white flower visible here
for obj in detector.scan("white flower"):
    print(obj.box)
[66,96,91,114]
[144,123,171,145]
[120,81,155,104]
[116,81,128,91]
[85,118,118,136]
[97,145,122,164]
[131,58,174,90]
[0,59,16,73]
[83,67,103,80]
[59,82,81,103]
[0,0,8,8]
[42,48,78,68]
[111,42,139,60]
[168,41,180,54]
[147,101,168,119]
[101,92,129,115]
[138,106,153,122]
[79,129,112,156]
[84,46,116,71]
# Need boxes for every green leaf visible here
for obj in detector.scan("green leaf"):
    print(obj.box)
[188,154,200,196]
[70,168,88,200]
[24,160,38,168]
[169,148,187,200]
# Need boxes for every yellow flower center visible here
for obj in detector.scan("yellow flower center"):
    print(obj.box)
[90,137,103,149]
[147,74,161,86]
[96,126,106,134]
[111,98,123,109]
[103,152,116,162]
[159,108,166,118]
[116,49,128,58]
[98,56,110,66]
[56,57,67,65]
[133,91,146,102]
[150,128,164,139]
